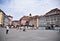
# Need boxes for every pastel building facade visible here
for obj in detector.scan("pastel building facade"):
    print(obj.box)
[0,9,13,27]
[39,8,60,27]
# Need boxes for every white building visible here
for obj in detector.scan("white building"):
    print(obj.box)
[4,15,10,26]
[39,16,46,27]
[39,8,60,27]
[45,8,60,27]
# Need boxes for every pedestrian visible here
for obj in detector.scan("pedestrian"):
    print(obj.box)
[23,26,26,31]
[19,26,22,30]
[6,25,9,34]
[16,25,19,30]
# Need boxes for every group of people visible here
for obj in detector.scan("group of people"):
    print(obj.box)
[5,25,26,34]
[5,25,37,34]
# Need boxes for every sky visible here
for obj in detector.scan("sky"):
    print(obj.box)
[0,0,60,20]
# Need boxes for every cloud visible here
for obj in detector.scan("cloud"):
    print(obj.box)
[0,0,60,20]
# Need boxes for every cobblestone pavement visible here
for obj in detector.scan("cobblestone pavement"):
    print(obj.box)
[0,28,60,41]
[0,28,6,41]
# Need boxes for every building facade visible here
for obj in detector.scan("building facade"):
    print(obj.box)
[20,16,30,26]
[45,8,60,27]
[12,20,20,28]
[39,8,60,27]
[39,16,46,27]
[20,15,40,28]
[3,15,10,27]
[0,11,4,26]
[20,8,60,27]
[32,15,40,27]
[7,15,13,25]
[0,9,12,27]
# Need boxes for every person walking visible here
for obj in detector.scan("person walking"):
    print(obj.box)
[6,25,9,34]
[23,25,26,31]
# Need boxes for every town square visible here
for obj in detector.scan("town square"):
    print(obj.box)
[0,0,60,41]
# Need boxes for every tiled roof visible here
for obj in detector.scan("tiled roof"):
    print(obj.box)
[46,8,60,15]
[7,15,13,18]
[20,15,40,21]
[33,15,40,18]
[21,16,32,20]
[44,13,60,16]
[45,8,60,16]
[0,9,6,15]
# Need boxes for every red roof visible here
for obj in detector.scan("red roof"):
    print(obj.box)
[21,16,32,20]
[33,15,40,18]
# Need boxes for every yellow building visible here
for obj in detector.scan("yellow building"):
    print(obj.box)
[0,10,4,26]
[0,9,11,27]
